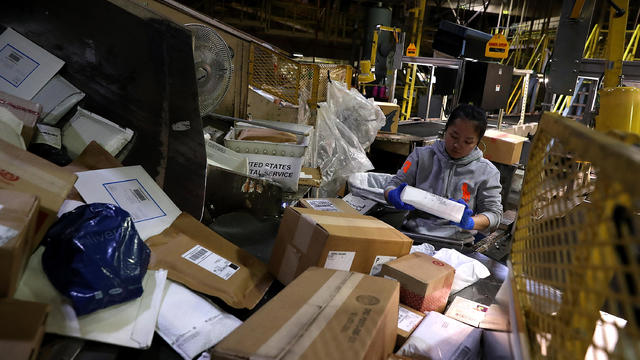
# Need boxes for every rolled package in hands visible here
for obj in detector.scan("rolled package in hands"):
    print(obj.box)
[400,185,466,222]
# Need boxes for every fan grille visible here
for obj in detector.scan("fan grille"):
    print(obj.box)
[186,23,234,115]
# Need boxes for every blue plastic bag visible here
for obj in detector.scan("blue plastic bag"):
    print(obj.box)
[42,203,150,316]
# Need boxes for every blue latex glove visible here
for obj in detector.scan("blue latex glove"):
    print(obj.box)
[387,183,415,211]
[450,199,475,230]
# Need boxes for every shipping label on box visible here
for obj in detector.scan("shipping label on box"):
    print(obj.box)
[397,304,425,347]
[246,153,302,192]
[342,193,377,214]
[269,207,413,285]
[298,198,361,215]
[213,267,399,360]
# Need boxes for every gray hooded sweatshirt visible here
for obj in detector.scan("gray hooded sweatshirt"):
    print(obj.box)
[385,139,503,241]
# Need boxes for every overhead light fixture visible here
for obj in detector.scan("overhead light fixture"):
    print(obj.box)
[293,53,304,57]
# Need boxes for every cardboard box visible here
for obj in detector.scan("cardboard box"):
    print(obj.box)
[480,129,527,165]
[0,90,41,145]
[0,139,77,251]
[501,122,537,137]
[213,267,399,360]
[269,207,413,285]
[376,101,400,133]
[380,252,455,313]
[298,198,361,215]
[146,213,273,309]
[0,190,39,298]
[397,304,425,347]
[0,298,50,360]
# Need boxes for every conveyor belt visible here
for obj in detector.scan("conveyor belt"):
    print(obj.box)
[397,121,446,138]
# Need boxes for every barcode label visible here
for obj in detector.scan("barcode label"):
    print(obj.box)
[103,179,165,222]
[0,44,39,87]
[8,52,21,62]
[181,245,240,280]
[306,199,339,212]
[188,247,208,261]
[132,188,148,201]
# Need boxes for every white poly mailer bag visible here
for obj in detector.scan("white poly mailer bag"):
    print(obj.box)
[156,281,242,360]
[410,243,436,256]
[397,311,482,360]
[433,248,490,293]
[32,75,85,125]
[400,185,466,223]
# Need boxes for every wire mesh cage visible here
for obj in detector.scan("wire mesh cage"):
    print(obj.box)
[316,64,353,102]
[511,112,640,359]
[249,44,320,106]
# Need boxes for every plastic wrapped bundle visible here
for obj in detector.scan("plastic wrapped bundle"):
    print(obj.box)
[316,82,385,196]
[326,81,385,149]
[42,203,150,316]
[316,105,373,197]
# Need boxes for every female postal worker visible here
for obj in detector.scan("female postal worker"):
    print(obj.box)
[383,104,503,243]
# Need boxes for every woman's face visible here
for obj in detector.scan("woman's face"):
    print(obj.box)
[444,118,479,159]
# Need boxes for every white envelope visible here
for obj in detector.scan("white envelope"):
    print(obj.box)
[0,28,64,99]
[14,247,168,349]
[62,107,133,158]
[73,165,181,240]
[32,74,85,125]
[156,281,242,360]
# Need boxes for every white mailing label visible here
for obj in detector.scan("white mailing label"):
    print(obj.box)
[305,199,339,212]
[398,306,424,332]
[182,245,240,280]
[324,251,355,271]
[0,44,38,87]
[103,179,166,222]
[369,255,397,275]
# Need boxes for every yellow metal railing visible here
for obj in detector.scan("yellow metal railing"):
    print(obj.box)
[506,34,546,114]
[582,25,640,60]
[583,24,600,58]
[623,25,640,61]
[400,0,426,120]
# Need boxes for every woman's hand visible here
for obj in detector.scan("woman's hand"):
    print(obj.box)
[450,199,475,230]
[386,183,415,211]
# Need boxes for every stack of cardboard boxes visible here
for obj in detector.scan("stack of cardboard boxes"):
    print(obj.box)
[0,139,77,358]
